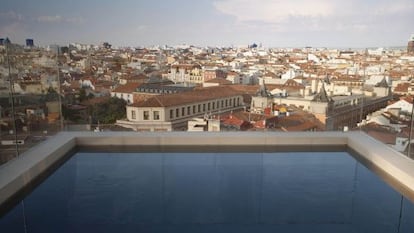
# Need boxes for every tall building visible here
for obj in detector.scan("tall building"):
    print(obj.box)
[408,34,414,54]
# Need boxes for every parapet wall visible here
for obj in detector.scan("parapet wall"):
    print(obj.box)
[1,131,413,208]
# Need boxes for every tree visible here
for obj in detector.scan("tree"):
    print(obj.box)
[62,105,82,122]
[91,97,126,124]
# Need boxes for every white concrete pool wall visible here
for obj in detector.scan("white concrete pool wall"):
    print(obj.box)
[1,131,414,206]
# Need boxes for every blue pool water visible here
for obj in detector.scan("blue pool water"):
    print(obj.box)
[1,151,414,233]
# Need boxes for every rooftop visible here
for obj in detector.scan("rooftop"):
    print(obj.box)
[131,86,244,108]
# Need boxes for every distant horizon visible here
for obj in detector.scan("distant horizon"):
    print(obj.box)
[1,0,413,49]
[3,41,407,50]
[1,37,408,51]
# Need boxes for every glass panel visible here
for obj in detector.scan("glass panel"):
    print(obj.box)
[0,41,411,160]
[0,40,66,164]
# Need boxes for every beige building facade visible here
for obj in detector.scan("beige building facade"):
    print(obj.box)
[117,86,245,131]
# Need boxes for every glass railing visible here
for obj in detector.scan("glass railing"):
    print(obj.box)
[1,42,413,165]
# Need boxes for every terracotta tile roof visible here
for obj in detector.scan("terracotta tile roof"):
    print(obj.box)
[171,64,201,69]
[266,80,305,92]
[394,83,410,93]
[397,128,410,138]
[70,81,81,89]
[366,130,396,144]
[205,78,232,85]
[112,83,142,93]
[222,115,247,127]
[228,85,260,95]
[221,111,274,122]
[131,86,244,108]
[401,95,414,104]
[281,121,318,131]
[277,111,324,131]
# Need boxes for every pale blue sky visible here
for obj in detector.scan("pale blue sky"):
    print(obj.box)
[0,0,413,48]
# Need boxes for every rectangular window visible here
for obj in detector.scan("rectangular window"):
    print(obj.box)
[198,104,201,113]
[208,103,211,111]
[176,108,179,117]
[225,99,228,107]
[143,111,150,120]
[203,104,206,112]
[221,100,224,108]
[213,102,215,109]
[131,110,136,120]
[182,107,185,116]
[187,106,191,115]
[153,111,160,120]
[170,109,174,119]
[229,99,232,106]
[193,105,196,114]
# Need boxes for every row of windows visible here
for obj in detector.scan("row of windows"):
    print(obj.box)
[169,97,241,119]
[131,110,160,120]
[138,88,178,94]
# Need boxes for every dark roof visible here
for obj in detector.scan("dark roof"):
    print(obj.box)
[136,83,194,93]
[312,84,332,103]
[256,83,272,97]
[375,78,389,88]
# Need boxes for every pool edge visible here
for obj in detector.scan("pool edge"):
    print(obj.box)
[1,131,414,208]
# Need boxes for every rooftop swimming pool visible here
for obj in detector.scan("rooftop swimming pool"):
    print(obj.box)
[1,150,413,233]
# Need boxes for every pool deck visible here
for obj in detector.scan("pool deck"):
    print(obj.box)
[1,131,414,206]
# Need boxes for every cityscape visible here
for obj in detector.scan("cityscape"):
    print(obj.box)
[1,35,414,162]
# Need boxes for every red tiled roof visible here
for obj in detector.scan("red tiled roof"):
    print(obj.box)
[112,83,142,93]
[205,78,232,85]
[267,80,304,91]
[281,121,318,131]
[228,85,260,95]
[394,83,410,93]
[222,116,246,127]
[366,130,396,144]
[171,64,201,69]
[401,95,414,104]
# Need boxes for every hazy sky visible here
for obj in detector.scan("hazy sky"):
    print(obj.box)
[1,0,413,48]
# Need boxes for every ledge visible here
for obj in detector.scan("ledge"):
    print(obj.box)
[1,131,413,208]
